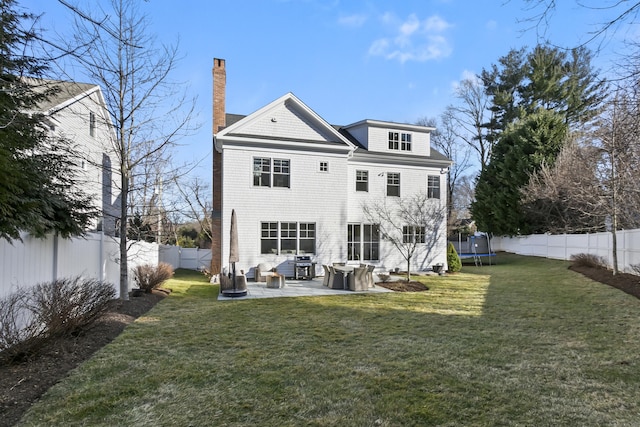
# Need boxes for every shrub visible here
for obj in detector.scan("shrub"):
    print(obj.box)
[27,277,116,337]
[570,253,607,269]
[447,242,462,272]
[377,273,391,283]
[0,289,39,361]
[0,277,115,363]
[133,263,174,293]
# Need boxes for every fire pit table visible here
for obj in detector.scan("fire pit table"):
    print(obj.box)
[266,274,285,288]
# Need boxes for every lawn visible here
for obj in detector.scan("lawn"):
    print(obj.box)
[18,254,640,426]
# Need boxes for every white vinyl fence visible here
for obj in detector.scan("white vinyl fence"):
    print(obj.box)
[0,231,159,299]
[159,245,212,271]
[492,228,640,273]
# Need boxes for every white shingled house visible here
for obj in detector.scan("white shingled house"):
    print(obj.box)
[211,59,452,279]
[31,78,120,236]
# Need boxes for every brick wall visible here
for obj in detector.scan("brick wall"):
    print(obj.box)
[211,58,226,274]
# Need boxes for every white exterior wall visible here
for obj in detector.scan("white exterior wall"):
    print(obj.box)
[365,126,430,157]
[221,146,349,278]
[345,122,369,149]
[215,93,450,278]
[49,88,119,235]
[347,161,448,272]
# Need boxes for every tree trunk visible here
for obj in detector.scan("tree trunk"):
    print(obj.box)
[119,170,129,300]
[612,229,619,275]
[406,257,411,282]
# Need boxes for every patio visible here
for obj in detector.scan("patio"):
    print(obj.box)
[217,277,393,300]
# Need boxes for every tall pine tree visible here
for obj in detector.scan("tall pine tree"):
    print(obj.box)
[472,44,606,235]
[0,0,96,241]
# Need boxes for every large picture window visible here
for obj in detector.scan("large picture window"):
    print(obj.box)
[253,157,290,188]
[260,222,316,255]
[387,172,400,197]
[348,223,379,261]
[427,175,440,199]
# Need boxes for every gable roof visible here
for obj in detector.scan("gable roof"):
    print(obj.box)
[215,92,355,153]
[24,78,100,113]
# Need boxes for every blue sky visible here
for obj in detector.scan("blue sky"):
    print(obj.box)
[22,0,629,180]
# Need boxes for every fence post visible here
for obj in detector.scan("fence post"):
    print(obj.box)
[52,232,59,282]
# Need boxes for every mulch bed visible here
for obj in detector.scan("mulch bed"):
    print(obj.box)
[376,280,429,292]
[0,290,166,427]
[1,267,639,426]
[569,264,640,299]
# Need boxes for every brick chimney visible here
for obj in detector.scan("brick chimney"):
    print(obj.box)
[213,58,226,133]
[211,58,226,275]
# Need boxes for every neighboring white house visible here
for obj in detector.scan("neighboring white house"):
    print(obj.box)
[28,78,120,236]
[212,59,452,279]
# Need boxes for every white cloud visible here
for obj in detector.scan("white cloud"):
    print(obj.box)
[369,13,453,63]
[425,15,451,32]
[338,13,368,28]
[485,19,497,30]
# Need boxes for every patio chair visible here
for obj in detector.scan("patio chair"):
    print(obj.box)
[322,264,331,287]
[349,266,369,291]
[255,263,273,282]
[366,265,375,288]
[328,266,346,289]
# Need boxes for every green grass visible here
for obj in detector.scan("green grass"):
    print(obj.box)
[18,255,640,426]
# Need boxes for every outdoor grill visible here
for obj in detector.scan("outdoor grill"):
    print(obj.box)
[294,255,316,280]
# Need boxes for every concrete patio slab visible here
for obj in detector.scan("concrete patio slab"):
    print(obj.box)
[217,277,392,300]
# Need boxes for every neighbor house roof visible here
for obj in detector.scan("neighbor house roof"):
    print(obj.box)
[23,78,98,113]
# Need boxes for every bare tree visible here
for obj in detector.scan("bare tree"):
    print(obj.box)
[522,138,607,234]
[59,0,197,299]
[417,114,472,227]
[517,1,640,49]
[362,193,446,281]
[171,176,213,244]
[453,174,476,219]
[594,90,640,274]
[523,89,640,274]
[446,78,494,170]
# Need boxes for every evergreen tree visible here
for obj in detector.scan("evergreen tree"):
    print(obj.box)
[447,242,462,273]
[472,109,568,235]
[0,0,96,241]
[473,44,605,235]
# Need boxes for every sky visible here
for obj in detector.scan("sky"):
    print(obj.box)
[21,0,632,181]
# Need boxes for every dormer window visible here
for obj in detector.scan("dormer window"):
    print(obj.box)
[401,133,412,151]
[388,131,412,151]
